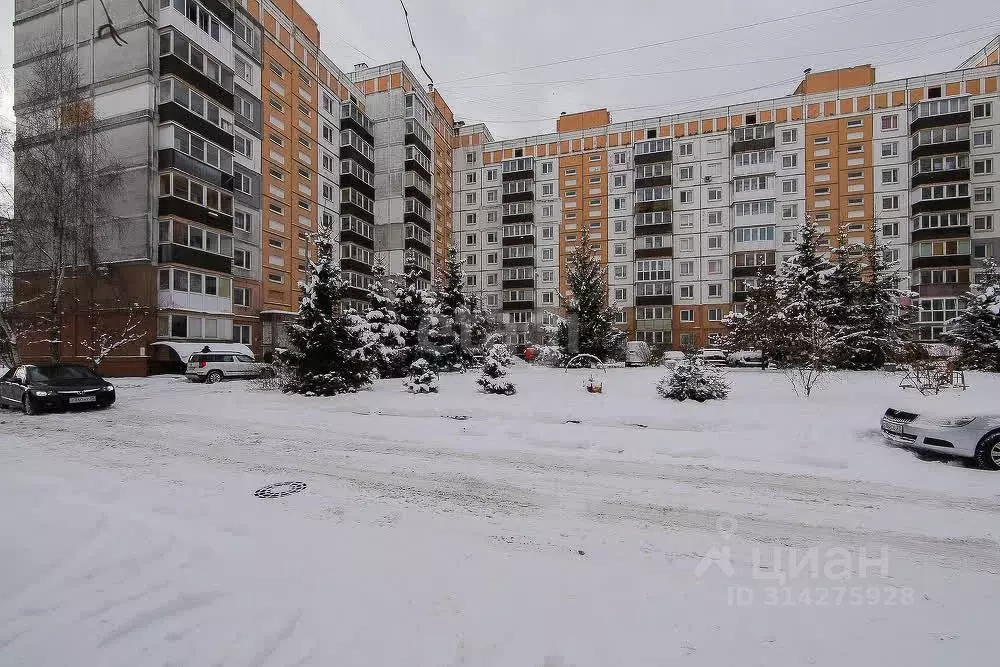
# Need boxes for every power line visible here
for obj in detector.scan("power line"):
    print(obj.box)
[436,0,877,85]
[439,20,1000,91]
[457,30,995,129]
[398,0,433,84]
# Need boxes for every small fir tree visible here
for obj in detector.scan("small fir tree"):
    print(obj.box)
[468,292,499,351]
[430,246,473,370]
[279,226,378,395]
[722,269,784,366]
[395,251,439,369]
[775,216,838,365]
[403,358,439,393]
[942,257,1000,371]
[825,226,865,367]
[656,356,730,402]
[477,343,516,395]
[366,258,407,378]
[851,221,917,369]
[555,226,626,360]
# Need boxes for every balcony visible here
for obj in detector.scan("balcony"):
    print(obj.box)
[502,157,534,181]
[909,97,970,133]
[405,235,431,254]
[502,179,534,203]
[341,257,373,276]
[635,222,672,236]
[732,264,775,278]
[158,149,231,190]
[912,168,970,188]
[731,124,775,154]
[633,138,672,166]
[159,53,234,110]
[502,234,534,246]
[634,246,673,259]
[404,145,432,180]
[635,290,673,307]
[911,224,970,242]
[912,254,971,269]
[404,171,432,206]
[912,139,971,160]
[911,197,971,215]
[157,289,232,315]
[633,187,672,215]
[159,196,234,233]
[502,300,535,311]
[502,255,534,268]
[502,204,533,224]
[340,101,375,144]
[159,102,232,149]
[404,197,432,230]
[404,119,432,159]
[733,291,748,302]
[158,243,232,274]
[502,279,535,289]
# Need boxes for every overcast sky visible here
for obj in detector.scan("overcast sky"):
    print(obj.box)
[0,0,997,140]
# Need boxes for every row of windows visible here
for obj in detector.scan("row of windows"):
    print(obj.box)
[159,29,232,92]
[169,124,233,174]
[160,0,222,42]
[158,219,234,257]
[734,225,776,242]
[158,267,232,299]
[159,78,231,133]
[158,172,234,215]
[157,313,233,340]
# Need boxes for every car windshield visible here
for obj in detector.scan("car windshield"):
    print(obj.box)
[27,365,99,383]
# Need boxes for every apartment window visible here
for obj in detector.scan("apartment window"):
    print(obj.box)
[486,252,498,264]
[541,161,553,174]
[706,139,722,154]
[708,188,722,201]
[707,235,722,249]
[466,192,477,205]
[589,154,601,162]
[815,161,830,170]
[564,168,577,176]
[589,198,601,207]
[466,275,477,288]
[781,128,798,144]
[846,144,863,154]
[708,211,723,226]
[782,154,798,169]
[234,210,251,232]
[235,172,252,195]
[542,248,554,261]
[613,197,627,210]
[234,134,252,158]
[466,172,477,184]
[542,270,554,282]
[465,254,477,266]
[679,237,694,252]
[974,243,992,259]
[878,114,898,131]
[708,284,722,298]
[781,179,797,194]
[973,130,993,147]
[680,309,694,323]
[881,141,899,157]
[487,232,498,244]
[613,152,626,165]
[814,136,830,145]
[541,205,553,218]
[679,285,694,299]
[974,187,993,203]
[612,242,626,257]
[973,102,993,119]
[882,168,899,184]
[782,203,798,219]
[708,308,723,321]
[466,233,477,246]
[613,174,626,188]
[974,159,994,175]
[782,229,796,243]
[614,265,627,279]
[465,152,476,164]
[679,166,694,181]
[465,213,477,226]
[848,197,864,207]
[614,288,627,302]
[815,186,831,196]
[708,259,723,274]
[679,261,694,276]
[882,195,900,210]
[483,168,496,182]
[614,219,628,233]
[678,142,693,157]
[233,248,251,269]
[486,190,498,203]
[541,183,554,197]
[679,190,693,204]
[847,118,863,128]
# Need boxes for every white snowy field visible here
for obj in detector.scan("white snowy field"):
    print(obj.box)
[1,366,998,667]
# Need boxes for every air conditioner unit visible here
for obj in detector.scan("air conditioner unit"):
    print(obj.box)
[704,176,712,183]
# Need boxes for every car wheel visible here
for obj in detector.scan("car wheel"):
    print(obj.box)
[974,432,1000,471]
[206,370,224,384]
[23,395,38,415]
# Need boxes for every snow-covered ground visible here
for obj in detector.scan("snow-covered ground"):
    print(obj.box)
[1,366,998,666]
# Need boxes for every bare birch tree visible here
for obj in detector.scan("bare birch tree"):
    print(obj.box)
[2,45,126,362]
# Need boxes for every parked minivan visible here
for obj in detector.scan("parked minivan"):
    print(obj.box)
[186,352,268,383]
[625,341,652,367]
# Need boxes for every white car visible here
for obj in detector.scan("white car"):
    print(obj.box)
[727,350,763,367]
[186,352,269,384]
[881,407,1000,470]
[697,348,728,366]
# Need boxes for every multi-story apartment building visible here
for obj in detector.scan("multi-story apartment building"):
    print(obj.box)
[453,48,1000,349]
[9,0,1000,372]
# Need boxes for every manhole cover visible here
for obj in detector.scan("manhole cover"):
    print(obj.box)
[254,481,307,498]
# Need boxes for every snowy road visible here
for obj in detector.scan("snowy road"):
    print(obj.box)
[1,367,998,666]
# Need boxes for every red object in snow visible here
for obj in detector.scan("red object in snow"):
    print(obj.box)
[523,347,536,362]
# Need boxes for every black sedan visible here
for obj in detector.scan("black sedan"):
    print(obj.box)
[0,364,116,415]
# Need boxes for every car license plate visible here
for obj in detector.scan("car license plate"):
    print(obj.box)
[883,420,904,435]
[68,396,96,404]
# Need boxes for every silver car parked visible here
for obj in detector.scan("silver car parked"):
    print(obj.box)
[881,407,1000,470]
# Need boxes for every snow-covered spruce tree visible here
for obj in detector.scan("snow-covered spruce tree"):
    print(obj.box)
[429,246,473,371]
[851,220,918,369]
[468,292,499,350]
[279,227,378,396]
[403,358,439,393]
[395,251,439,369]
[942,257,1000,371]
[555,226,626,360]
[477,343,516,395]
[721,269,783,366]
[656,356,730,402]
[775,216,839,366]
[366,258,407,378]
[825,226,866,368]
